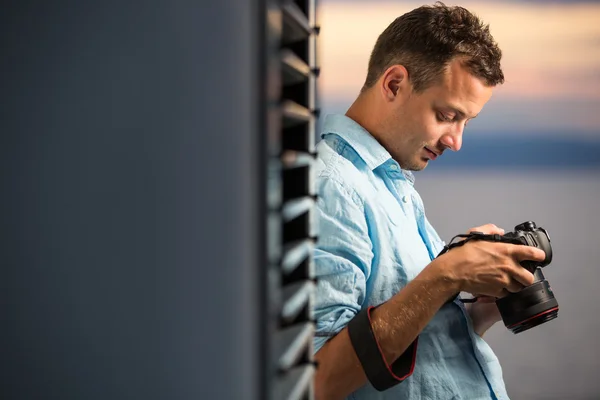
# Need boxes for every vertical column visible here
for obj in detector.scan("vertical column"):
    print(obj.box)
[266,1,320,399]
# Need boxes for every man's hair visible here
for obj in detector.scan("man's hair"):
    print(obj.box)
[363,2,504,92]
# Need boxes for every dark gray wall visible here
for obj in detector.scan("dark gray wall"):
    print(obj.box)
[1,1,264,399]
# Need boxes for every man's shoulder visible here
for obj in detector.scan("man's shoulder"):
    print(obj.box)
[314,139,374,207]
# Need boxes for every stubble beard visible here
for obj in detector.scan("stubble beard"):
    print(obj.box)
[398,141,430,171]
[402,159,427,171]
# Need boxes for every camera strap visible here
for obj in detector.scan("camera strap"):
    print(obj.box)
[436,231,525,258]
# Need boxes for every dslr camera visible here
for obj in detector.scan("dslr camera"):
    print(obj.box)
[496,221,558,334]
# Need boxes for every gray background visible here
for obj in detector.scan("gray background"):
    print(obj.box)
[417,170,600,400]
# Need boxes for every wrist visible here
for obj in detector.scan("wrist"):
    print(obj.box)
[425,255,463,296]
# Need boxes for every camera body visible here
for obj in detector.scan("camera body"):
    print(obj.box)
[503,221,553,273]
[495,221,559,333]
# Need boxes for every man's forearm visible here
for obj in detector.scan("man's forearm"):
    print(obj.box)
[314,258,460,400]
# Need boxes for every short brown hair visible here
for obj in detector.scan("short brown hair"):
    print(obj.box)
[363,2,504,92]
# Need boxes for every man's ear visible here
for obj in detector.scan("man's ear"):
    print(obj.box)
[380,64,410,102]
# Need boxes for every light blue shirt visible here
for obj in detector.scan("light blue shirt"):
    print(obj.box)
[313,114,509,400]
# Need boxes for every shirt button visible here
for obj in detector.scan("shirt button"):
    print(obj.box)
[390,164,398,170]
[402,195,408,203]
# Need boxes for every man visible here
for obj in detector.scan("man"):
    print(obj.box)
[312,3,545,400]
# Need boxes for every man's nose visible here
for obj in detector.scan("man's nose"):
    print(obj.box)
[440,125,463,152]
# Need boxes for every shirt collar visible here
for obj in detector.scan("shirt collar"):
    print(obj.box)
[321,114,392,170]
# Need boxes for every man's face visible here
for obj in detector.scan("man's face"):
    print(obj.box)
[382,59,494,171]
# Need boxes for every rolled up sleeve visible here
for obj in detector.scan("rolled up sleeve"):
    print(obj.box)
[313,177,373,353]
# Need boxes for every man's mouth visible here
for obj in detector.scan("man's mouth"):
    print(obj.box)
[425,147,439,160]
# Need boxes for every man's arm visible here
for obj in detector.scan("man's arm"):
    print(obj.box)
[314,258,459,400]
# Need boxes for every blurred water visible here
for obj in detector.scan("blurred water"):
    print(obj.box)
[416,169,600,400]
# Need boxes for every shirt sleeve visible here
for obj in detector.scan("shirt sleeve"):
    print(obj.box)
[313,176,374,353]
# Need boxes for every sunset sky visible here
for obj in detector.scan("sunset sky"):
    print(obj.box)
[316,0,600,140]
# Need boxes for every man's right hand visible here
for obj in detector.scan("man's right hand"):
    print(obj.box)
[437,223,546,298]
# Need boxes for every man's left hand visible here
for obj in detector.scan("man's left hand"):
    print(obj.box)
[466,295,503,336]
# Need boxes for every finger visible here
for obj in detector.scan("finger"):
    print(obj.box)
[506,263,535,286]
[512,245,546,263]
[468,223,505,236]
[505,278,525,293]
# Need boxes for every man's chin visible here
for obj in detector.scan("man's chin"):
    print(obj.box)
[403,159,428,172]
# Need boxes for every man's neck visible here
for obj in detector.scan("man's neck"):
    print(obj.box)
[345,91,385,142]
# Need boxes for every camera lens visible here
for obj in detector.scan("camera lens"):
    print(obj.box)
[495,279,559,334]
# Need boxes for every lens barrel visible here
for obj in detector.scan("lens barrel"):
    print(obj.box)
[496,279,559,334]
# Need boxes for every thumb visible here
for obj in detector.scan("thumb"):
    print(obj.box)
[468,223,505,236]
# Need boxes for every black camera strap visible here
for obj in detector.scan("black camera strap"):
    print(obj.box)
[437,231,525,258]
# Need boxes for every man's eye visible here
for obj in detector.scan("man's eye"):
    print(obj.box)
[437,112,453,122]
